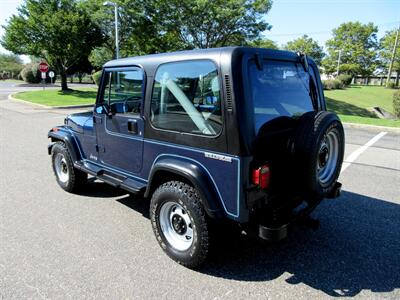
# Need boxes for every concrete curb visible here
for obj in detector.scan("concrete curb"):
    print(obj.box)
[8,93,94,109]
[343,122,400,133]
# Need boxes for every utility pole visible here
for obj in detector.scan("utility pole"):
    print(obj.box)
[386,24,399,87]
[336,49,342,77]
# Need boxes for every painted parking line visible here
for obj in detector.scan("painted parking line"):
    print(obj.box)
[341,131,387,173]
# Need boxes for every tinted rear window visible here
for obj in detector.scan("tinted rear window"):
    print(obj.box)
[248,60,314,133]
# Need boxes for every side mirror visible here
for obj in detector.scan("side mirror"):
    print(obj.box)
[95,104,109,114]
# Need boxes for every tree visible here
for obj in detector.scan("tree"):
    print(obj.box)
[1,0,104,90]
[380,29,400,86]
[249,38,278,49]
[156,0,273,49]
[86,0,273,58]
[284,35,325,65]
[322,22,379,77]
[85,0,185,58]
[0,53,24,79]
[89,46,114,70]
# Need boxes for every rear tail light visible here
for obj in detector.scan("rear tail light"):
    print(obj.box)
[252,164,271,189]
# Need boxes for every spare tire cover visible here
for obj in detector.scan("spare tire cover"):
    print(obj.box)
[292,111,345,199]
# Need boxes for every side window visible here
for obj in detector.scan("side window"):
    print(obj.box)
[151,60,222,136]
[101,68,143,114]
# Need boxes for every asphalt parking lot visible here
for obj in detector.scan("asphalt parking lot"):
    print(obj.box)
[0,82,399,299]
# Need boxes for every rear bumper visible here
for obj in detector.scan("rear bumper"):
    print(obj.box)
[256,181,342,241]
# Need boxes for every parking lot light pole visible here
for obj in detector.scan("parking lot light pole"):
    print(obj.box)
[103,1,119,59]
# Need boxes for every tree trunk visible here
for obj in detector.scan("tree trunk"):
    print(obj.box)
[60,70,68,91]
[396,72,399,86]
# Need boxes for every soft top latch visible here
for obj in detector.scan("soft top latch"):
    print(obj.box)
[297,52,309,72]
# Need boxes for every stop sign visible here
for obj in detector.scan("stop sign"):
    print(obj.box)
[39,62,49,73]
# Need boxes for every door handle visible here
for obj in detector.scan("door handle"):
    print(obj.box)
[127,120,138,134]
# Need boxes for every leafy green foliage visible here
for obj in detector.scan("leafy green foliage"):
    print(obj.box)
[92,70,103,86]
[156,0,273,49]
[284,35,325,65]
[20,63,40,83]
[85,0,273,58]
[380,29,400,75]
[322,79,344,90]
[89,47,114,69]
[337,74,353,86]
[1,0,104,90]
[322,22,379,76]
[393,91,400,118]
[0,53,24,78]
[387,82,398,89]
[249,38,278,49]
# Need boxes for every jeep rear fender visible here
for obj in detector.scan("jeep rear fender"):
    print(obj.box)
[48,127,82,162]
[145,155,224,218]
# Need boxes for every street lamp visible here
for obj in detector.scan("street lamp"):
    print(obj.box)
[103,1,119,59]
[336,49,342,77]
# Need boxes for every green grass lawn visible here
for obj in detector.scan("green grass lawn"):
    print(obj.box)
[3,79,24,83]
[14,88,97,107]
[325,85,400,127]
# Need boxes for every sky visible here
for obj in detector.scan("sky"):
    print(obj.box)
[264,0,399,47]
[0,0,399,63]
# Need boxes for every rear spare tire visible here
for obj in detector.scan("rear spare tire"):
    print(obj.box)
[292,111,344,199]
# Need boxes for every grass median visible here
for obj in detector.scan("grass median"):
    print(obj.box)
[14,87,97,107]
[325,85,400,127]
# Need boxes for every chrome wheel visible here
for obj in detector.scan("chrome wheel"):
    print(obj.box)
[159,201,194,251]
[317,129,339,185]
[54,153,69,183]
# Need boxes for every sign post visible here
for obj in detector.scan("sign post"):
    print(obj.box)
[39,62,49,90]
[48,71,55,84]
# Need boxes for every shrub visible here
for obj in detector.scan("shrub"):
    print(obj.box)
[393,91,400,118]
[386,81,397,89]
[20,64,40,83]
[92,70,102,86]
[322,79,343,90]
[337,74,352,86]
[322,80,330,90]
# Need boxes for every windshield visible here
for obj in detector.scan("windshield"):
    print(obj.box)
[248,60,315,134]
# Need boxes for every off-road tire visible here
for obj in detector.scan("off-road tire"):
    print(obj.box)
[292,111,344,199]
[51,142,87,193]
[150,181,210,268]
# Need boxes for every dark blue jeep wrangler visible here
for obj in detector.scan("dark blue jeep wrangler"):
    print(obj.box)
[48,47,344,268]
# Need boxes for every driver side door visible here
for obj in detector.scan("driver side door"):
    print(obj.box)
[94,67,145,174]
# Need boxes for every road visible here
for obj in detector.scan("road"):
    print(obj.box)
[1,82,399,299]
